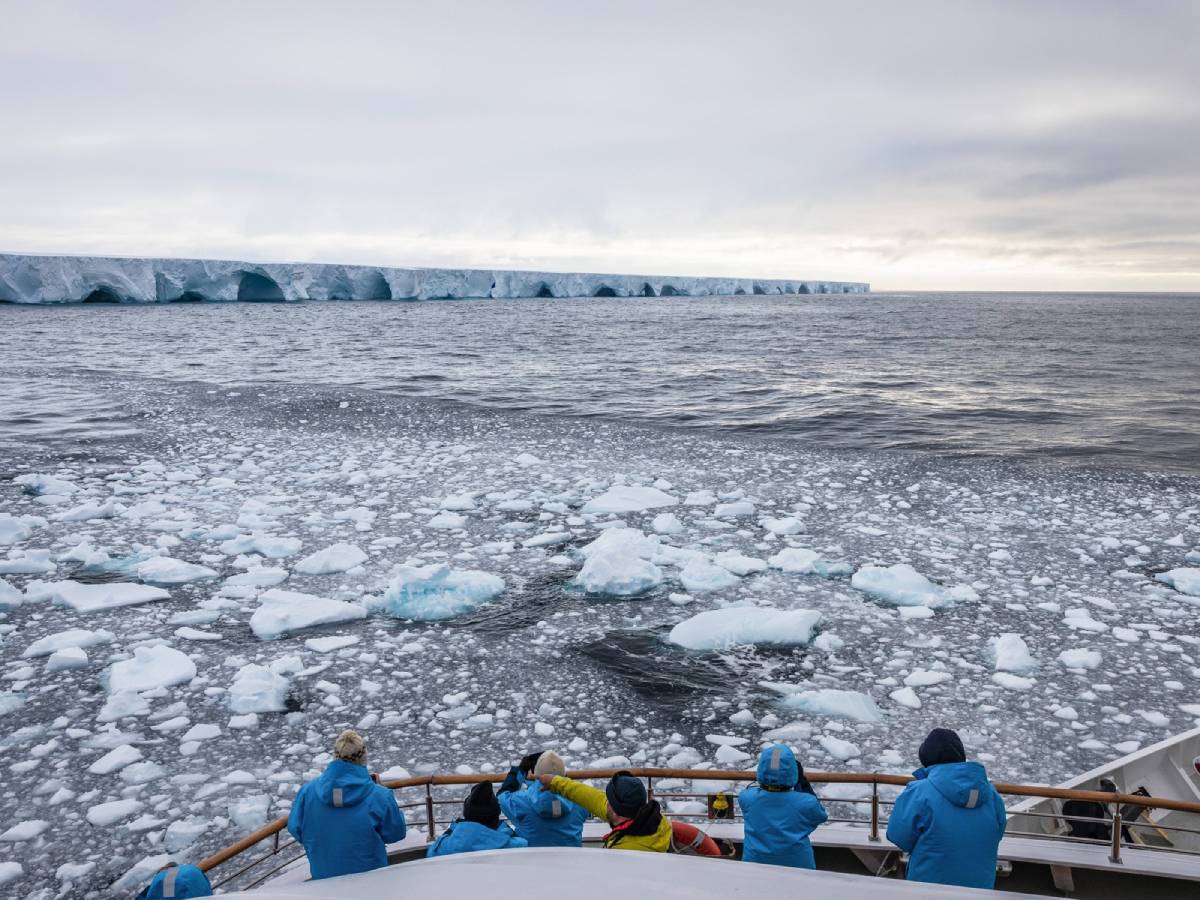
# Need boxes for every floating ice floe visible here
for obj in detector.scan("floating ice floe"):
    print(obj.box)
[767,547,852,576]
[223,567,288,588]
[573,529,665,595]
[651,513,684,534]
[668,607,823,650]
[580,484,678,515]
[250,588,368,638]
[903,669,952,687]
[990,633,1037,673]
[0,820,50,842]
[107,645,197,693]
[26,580,170,613]
[14,473,77,496]
[850,563,974,608]
[1156,567,1200,598]
[87,798,144,826]
[992,672,1036,691]
[428,511,468,530]
[229,663,291,714]
[134,556,218,584]
[0,549,56,574]
[574,552,664,596]
[764,685,884,722]
[369,564,505,620]
[1058,648,1102,669]
[678,557,741,593]
[0,692,26,717]
[46,647,89,671]
[818,735,862,761]
[0,578,24,609]
[761,516,804,535]
[219,533,303,558]
[294,543,368,575]
[88,744,143,775]
[0,513,43,545]
[713,551,768,576]
[54,499,123,522]
[98,691,150,722]
[889,686,922,709]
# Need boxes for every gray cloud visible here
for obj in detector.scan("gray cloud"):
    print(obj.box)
[1,0,1197,289]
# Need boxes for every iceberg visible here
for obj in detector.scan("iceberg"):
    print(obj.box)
[572,552,664,597]
[0,252,869,304]
[369,564,505,621]
[668,607,823,650]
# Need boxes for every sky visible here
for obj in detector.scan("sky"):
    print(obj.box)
[2,1,1198,291]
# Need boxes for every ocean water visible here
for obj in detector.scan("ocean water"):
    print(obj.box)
[1,291,1198,471]
[0,292,1198,893]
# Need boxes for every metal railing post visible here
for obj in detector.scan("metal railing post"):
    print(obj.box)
[1109,812,1122,864]
[425,783,437,841]
[273,830,280,853]
[869,780,880,842]
[646,776,654,802]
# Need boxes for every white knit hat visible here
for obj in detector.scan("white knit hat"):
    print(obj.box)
[534,750,565,777]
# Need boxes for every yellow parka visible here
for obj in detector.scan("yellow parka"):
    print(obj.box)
[547,776,673,852]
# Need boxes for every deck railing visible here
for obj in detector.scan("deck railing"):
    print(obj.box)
[196,767,1200,891]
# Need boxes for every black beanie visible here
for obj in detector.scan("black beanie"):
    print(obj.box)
[605,771,647,818]
[463,781,501,829]
[919,728,966,768]
[518,752,544,777]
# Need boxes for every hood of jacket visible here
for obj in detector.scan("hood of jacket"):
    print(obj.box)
[757,744,798,789]
[925,761,993,809]
[314,759,375,808]
[528,781,572,820]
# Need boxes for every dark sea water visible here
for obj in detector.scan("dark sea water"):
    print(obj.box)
[2,292,1199,894]
[2,291,1197,473]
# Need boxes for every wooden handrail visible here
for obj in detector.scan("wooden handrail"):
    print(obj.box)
[197,766,1200,873]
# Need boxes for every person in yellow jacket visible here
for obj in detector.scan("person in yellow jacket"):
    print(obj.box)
[537,769,672,851]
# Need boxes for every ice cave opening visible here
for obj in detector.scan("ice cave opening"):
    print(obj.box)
[237,272,286,302]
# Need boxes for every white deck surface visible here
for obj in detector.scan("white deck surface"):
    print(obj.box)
[232,847,1048,898]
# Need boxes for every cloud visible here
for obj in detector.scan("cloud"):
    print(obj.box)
[1,0,1197,289]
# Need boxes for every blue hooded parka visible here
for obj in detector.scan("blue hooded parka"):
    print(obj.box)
[737,745,829,869]
[287,759,407,880]
[498,775,589,847]
[426,820,529,857]
[136,864,212,898]
[886,746,1007,889]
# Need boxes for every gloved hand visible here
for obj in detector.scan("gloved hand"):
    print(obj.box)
[794,774,817,795]
[499,765,522,795]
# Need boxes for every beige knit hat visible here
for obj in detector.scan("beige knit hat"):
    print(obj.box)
[533,750,565,777]
[333,729,367,765]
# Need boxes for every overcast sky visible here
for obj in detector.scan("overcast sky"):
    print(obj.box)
[2,1,1198,290]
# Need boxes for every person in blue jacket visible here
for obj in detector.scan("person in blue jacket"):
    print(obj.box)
[427,780,529,858]
[287,730,407,880]
[497,750,589,847]
[737,744,829,868]
[886,727,1007,889]
[136,863,212,898]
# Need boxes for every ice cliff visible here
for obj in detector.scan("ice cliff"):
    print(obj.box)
[0,253,869,303]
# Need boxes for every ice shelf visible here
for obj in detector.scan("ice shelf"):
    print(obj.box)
[0,253,869,303]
